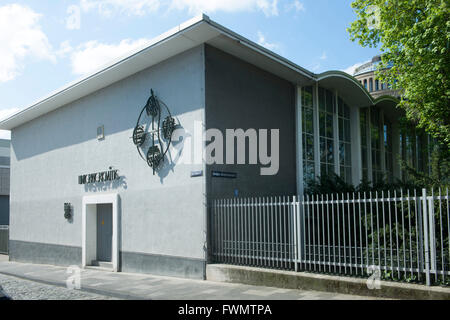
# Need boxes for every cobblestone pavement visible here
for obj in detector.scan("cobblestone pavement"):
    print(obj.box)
[0,274,117,300]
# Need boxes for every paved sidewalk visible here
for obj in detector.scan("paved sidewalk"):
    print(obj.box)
[0,256,381,300]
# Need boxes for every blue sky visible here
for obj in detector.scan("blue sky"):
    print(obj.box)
[0,0,380,138]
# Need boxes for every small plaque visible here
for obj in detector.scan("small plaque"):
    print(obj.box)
[212,171,237,179]
[191,170,203,177]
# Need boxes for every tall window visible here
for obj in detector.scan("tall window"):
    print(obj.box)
[364,79,367,90]
[400,127,429,180]
[319,87,335,176]
[417,134,429,174]
[384,118,393,182]
[371,108,383,183]
[338,98,352,183]
[375,80,379,91]
[360,108,369,181]
[369,78,373,92]
[302,86,315,183]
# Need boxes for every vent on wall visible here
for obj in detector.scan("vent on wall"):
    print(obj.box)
[97,125,104,141]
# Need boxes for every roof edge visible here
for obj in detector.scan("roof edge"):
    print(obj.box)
[316,70,376,104]
[0,14,210,130]
[204,19,315,80]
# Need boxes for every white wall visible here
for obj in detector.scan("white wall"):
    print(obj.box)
[9,45,206,260]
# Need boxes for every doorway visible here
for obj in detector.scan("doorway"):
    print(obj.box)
[82,193,119,272]
[96,204,112,262]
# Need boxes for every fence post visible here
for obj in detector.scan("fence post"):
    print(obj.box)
[422,188,431,286]
[427,190,437,281]
[291,196,297,272]
[297,196,303,271]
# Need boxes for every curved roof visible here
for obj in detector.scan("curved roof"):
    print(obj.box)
[317,71,373,107]
[316,70,400,112]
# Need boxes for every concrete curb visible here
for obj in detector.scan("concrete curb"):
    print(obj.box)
[0,270,146,300]
[206,264,450,300]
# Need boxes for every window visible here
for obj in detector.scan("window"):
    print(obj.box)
[371,108,383,183]
[384,119,393,182]
[369,78,373,92]
[417,134,429,174]
[364,79,368,90]
[360,109,369,181]
[375,80,379,91]
[319,87,335,176]
[302,86,315,183]
[400,127,430,180]
[338,98,352,183]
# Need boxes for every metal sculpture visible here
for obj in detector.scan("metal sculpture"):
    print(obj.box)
[132,89,176,174]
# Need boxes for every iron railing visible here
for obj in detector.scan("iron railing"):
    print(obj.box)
[210,188,449,286]
[0,225,8,254]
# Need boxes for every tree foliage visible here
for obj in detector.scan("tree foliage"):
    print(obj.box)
[348,0,450,149]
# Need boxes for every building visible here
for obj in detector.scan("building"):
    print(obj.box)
[353,55,400,99]
[0,139,10,226]
[0,15,428,279]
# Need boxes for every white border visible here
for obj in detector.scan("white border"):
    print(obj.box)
[82,193,119,272]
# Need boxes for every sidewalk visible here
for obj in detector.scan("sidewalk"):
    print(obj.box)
[0,256,379,300]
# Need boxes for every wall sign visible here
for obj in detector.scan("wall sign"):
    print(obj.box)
[212,171,237,179]
[191,170,203,177]
[132,89,177,175]
[78,169,119,185]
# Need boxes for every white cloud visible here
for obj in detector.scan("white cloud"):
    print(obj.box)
[56,41,73,58]
[66,5,81,30]
[0,107,21,139]
[257,31,278,51]
[70,38,150,75]
[320,51,327,60]
[81,0,280,17]
[286,0,305,12]
[341,61,368,76]
[170,0,278,16]
[80,0,161,16]
[0,4,54,83]
[293,0,305,12]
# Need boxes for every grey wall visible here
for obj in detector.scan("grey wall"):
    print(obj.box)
[9,46,207,278]
[204,45,297,199]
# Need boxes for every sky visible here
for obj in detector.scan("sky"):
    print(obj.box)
[0,0,381,139]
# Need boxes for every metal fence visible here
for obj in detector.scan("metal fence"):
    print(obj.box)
[210,188,449,286]
[0,225,8,254]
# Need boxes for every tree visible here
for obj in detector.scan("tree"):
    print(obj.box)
[348,0,450,149]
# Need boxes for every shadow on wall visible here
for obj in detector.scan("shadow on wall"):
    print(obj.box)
[155,122,188,184]
[84,175,128,193]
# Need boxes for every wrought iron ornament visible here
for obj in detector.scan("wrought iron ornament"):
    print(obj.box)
[132,89,176,174]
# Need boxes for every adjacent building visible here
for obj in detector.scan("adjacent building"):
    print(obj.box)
[0,15,430,279]
[353,55,400,99]
[0,139,10,226]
